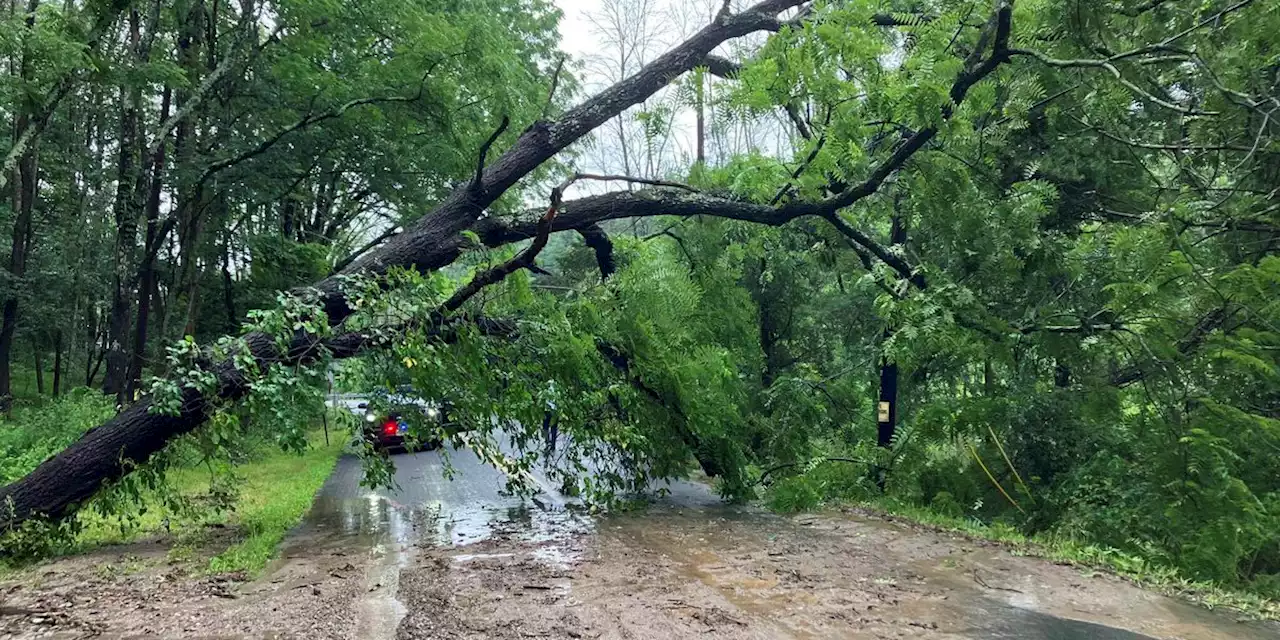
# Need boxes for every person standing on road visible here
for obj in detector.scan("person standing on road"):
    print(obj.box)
[541,410,558,457]
[540,381,560,457]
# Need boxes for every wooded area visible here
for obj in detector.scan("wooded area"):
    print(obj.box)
[0,0,1276,597]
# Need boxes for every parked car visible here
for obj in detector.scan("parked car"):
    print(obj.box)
[357,387,453,454]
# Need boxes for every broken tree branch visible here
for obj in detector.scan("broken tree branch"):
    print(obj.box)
[443,181,564,312]
[577,224,616,280]
[570,172,701,193]
[471,116,512,195]
[1008,47,1218,116]
[330,225,401,275]
[542,55,566,120]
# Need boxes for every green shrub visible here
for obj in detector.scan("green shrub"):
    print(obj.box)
[929,490,964,518]
[0,389,115,484]
[765,474,824,513]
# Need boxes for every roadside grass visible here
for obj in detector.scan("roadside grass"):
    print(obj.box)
[205,434,344,574]
[842,498,1280,621]
[74,430,345,576]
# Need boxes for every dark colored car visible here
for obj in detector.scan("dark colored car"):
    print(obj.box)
[358,389,452,454]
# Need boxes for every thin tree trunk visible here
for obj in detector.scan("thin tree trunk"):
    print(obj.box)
[125,87,172,401]
[52,329,62,396]
[181,250,202,337]
[85,308,103,387]
[221,230,236,330]
[103,9,145,403]
[86,337,104,388]
[755,256,785,388]
[33,339,43,395]
[84,318,94,387]
[694,69,705,165]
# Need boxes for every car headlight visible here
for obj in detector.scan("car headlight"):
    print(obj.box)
[364,412,377,423]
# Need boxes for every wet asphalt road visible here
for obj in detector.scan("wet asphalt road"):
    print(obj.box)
[301,445,588,548]
[313,392,612,553]
[308,394,713,549]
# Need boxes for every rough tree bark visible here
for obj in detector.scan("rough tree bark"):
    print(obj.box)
[0,0,1016,532]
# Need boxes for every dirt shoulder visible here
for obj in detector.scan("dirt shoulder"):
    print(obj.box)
[0,525,374,639]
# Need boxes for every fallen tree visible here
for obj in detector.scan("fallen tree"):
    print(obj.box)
[0,0,1017,533]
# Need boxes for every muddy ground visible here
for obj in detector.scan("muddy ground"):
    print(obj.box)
[3,501,1277,640]
[390,504,1279,640]
[3,445,1278,640]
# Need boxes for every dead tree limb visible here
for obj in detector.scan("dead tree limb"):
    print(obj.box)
[443,181,563,312]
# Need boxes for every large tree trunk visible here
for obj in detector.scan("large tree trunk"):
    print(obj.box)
[876,358,898,447]
[875,201,909,451]
[0,330,349,526]
[166,0,205,342]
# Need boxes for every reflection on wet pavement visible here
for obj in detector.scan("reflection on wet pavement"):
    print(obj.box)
[298,449,592,553]
[303,494,590,552]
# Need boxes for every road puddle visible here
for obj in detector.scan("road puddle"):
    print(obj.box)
[302,494,592,556]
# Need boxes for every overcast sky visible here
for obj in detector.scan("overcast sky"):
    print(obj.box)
[555,0,602,59]
[547,0,792,198]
